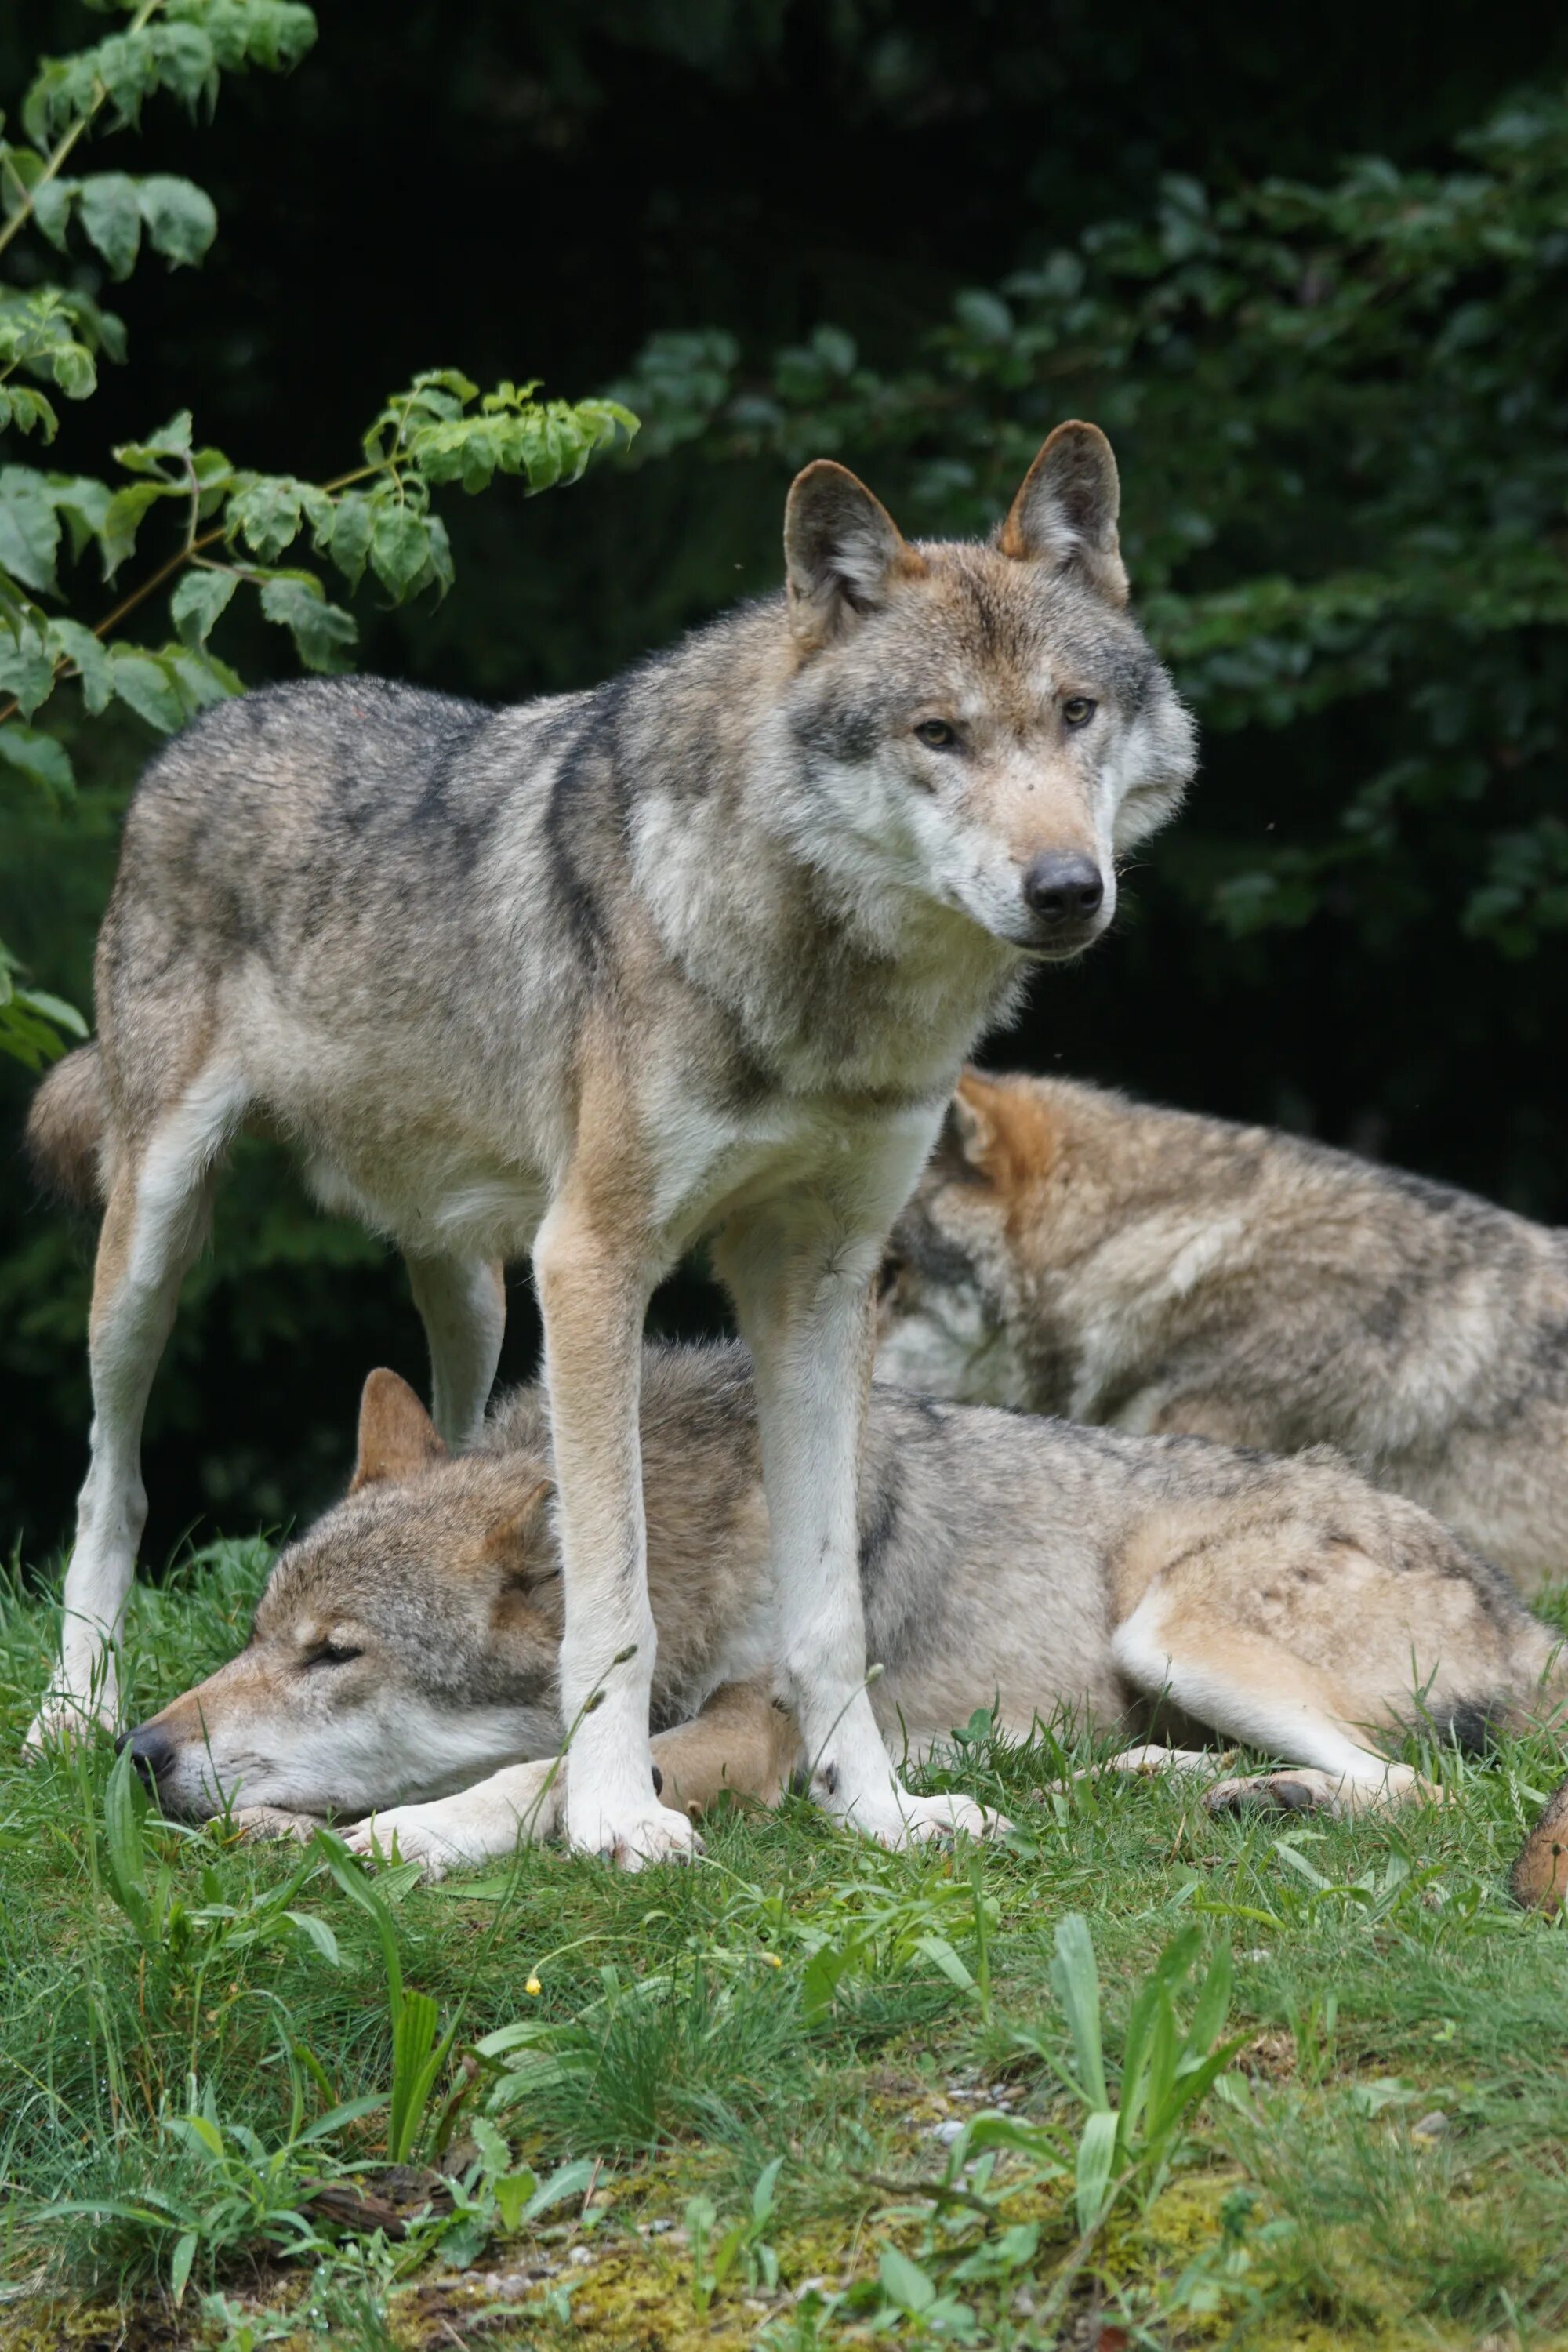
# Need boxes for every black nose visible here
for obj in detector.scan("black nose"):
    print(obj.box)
[117,1722,174,1788]
[1022,852,1104,927]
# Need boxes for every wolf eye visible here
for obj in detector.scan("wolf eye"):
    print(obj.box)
[307,1642,362,1669]
[1062,696,1098,728]
[915,719,958,749]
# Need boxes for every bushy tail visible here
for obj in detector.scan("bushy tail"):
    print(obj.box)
[24,1042,107,1210]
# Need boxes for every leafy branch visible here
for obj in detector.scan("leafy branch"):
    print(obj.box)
[0,2,635,1068]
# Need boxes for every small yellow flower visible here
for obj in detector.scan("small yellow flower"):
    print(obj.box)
[763,1952,782,1969]
[525,1974,543,1997]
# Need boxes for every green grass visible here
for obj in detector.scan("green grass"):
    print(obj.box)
[3,1542,1568,2351]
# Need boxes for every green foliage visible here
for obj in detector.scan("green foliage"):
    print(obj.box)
[614,85,1568,967]
[1031,1911,1244,2236]
[0,2,635,1065]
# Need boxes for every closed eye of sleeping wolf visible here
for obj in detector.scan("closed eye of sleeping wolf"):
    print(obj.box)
[22,422,1196,1864]
[125,1345,1566,1884]
[879,1067,1568,1597]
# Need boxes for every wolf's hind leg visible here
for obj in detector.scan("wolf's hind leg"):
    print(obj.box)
[1110,1589,1439,1813]
[26,1066,243,1752]
[405,1252,506,1447]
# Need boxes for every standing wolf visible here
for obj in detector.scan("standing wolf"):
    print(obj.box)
[24,424,1196,1863]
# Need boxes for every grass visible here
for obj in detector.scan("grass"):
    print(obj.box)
[3,1539,1568,2350]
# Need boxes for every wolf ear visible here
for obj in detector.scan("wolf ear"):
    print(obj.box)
[1000,421,1127,605]
[350,1369,447,1491]
[481,1472,554,1569]
[947,1069,1060,1191]
[784,460,927,651]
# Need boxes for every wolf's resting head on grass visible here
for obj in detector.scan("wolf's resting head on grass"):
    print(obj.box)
[770,424,1196,963]
[130,1372,573,1820]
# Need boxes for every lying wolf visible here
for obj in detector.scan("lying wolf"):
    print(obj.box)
[25,423,1196,1865]
[878,1069,1568,1595]
[125,1345,1565,1881]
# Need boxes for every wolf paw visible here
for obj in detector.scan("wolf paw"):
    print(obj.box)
[568,1801,705,1871]
[833,1786,1010,1847]
[227,1806,321,1845]
[343,1804,479,1883]
[1204,1769,1347,1819]
[23,1683,118,1759]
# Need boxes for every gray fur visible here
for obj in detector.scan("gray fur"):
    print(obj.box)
[133,1341,1564,1831]
[880,1072,1568,1593]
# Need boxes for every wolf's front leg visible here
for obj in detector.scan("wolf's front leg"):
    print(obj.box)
[717,1200,1002,1849]
[532,1198,699,1868]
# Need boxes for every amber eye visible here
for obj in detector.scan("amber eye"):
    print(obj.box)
[1062,695,1098,728]
[915,719,957,749]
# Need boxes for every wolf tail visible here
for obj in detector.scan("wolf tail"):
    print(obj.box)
[24,1041,107,1210]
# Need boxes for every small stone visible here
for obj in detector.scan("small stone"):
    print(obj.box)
[1411,2110,1451,2140]
[927,2118,966,2146]
[647,2217,675,2235]
[568,2245,593,2267]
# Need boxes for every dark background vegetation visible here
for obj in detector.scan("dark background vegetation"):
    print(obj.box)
[5,0,1568,1566]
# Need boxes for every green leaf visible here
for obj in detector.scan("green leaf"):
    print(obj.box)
[229,474,303,561]
[78,172,142,277]
[0,468,61,594]
[169,2229,198,2306]
[878,2247,937,2314]
[115,412,195,474]
[284,1909,341,1966]
[369,502,434,597]
[0,626,59,719]
[0,721,73,800]
[1050,1913,1109,2109]
[521,2156,597,2221]
[47,474,112,562]
[258,574,357,672]
[325,492,374,590]
[1074,2107,1120,2236]
[49,620,114,714]
[136,175,217,268]
[109,648,187,732]
[171,567,238,648]
[100,481,175,578]
[31,176,74,250]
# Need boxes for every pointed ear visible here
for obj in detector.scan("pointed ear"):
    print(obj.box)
[350,1369,447,1492]
[481,1472,554,1570]
[784,459,927,651]
[999,421,1127,604]
[947,1069,1060,1192]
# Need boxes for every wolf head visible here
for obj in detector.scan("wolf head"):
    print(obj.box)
[122,1371,566,1820]
[876,1068,1072,1405]
[779,423,1196,960]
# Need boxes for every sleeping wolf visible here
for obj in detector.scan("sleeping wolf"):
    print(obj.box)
[21,423,1196,1863]
[878,1070,1568,1595]
[124,1346,1565,1881]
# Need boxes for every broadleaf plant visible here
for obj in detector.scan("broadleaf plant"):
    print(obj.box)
[0,1,636,1067]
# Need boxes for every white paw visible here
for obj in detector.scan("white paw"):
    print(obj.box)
[226,1806,322,1845]
[825,1780,1009,1848]
[343,1802,479,1883]
[23,1682,118,1759]
[566,1800,705,1871]
[887,1791,1011,1847]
